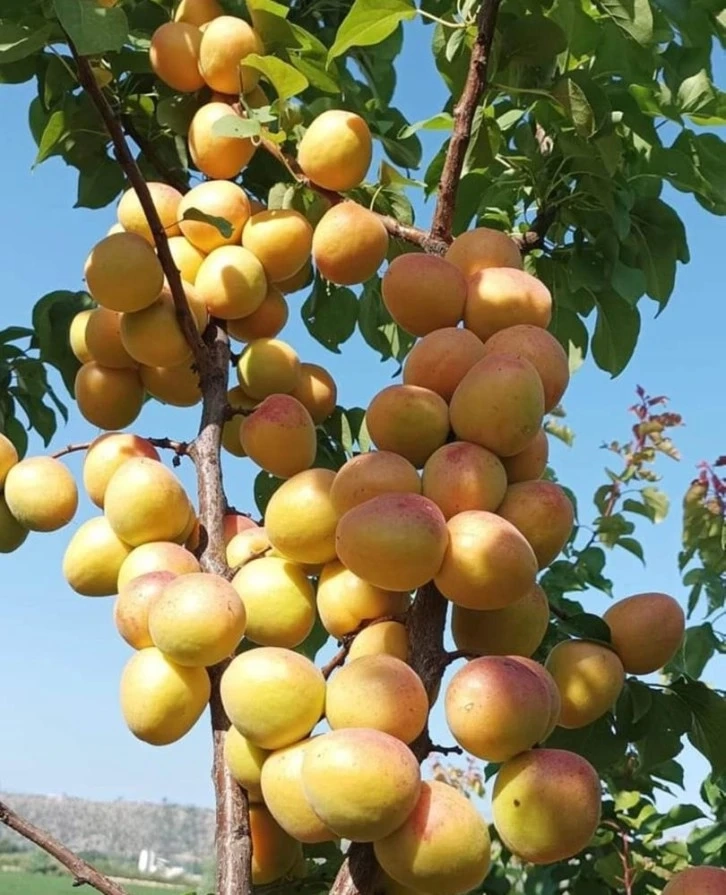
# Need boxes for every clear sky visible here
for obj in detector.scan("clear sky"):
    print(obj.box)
[0,21,724,814]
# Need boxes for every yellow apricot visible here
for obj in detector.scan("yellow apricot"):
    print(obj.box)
[195,245,267,320]
[603,592,685,675]
[545,640,625,729]
[236,338,301,399]
[365,385,449,469]
[0,496,28,553]
[277,259,313,295]
[508,656,561,739]
[664,867,726,895]
[84,307,136,369]
[287,362,336,423]
[313,202,388,286]
[422,442,507,519]
[502,428,549,483]
[117,541,200,589]
[224,727,268,802]
[445,227,522,278]
[149,22,205,92]
[84,233,164,312]
[465,268,552,341]
[117,182,183,244]
[497,481,574,569]
[221,647,326,749]
[242,210,314,283]
[298,110,372,191]
[382,254,467,337]
[451,584,549,658]
[227,527,271,569]
[249,804,300,886]
[69,309,93,363]
[174,0,223,26]
[403,327,486,402]
[265,469,338,565]
[435,510,537,610]
[83,433,160,508]
[115,571,176,650]
[63,516,133,597]
[167,236,206,284]
[348,621,409,663]
[4,457,77,532]
[228,288,288,342]
[198,16,264,94]
[316,561,409,639]
[120,647,210,745]
[0,433,18,487]
[222,511,259,545]
[240,395,316,479]
[141,362,202,407]
[179,180,251,253]
[189,102,256,180]
[75,363,145,431]
[330,452,420,518]
[336,493,449,591]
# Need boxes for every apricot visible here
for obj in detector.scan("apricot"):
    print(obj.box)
[664,867,726,895]
[265,468,338,565]
[260,739,337,843]
[249,804,300,886]
[224,727,268,802]
[330,452,420,517]
[174,0,223,26]
[4,457,77,532]
[141,362,202,407]
[451,584,550,658]
[445,655,551,762]
[381,254,466,336]
[493,748,601,864]
[227,527,271,569]
[231,556,315,648]
[117,541,200,589]
[198,16,263,94]
[195,245,267,320]
[366,385,449,468]
[120,647,210,745]
[286,363,335,424]
[497,481,574,568]
[117,182,183,244]
[84,232,163,312]
[221,647,325,749]
[150,22,205,92]
[302,729,421,842]
[0,497,28,553]
[348,620,409,662]
[449,354,544,457]
[222,387,256,458]
[223,512,258,544]
[316,561,409,639]
[482,324,568,412]
[75,363,145,431]
[240,395,316,479]
[85,308,136,369]
[0,433,18,486]
[313,202,388,286]
[178,180,251,253]
[104,457,191,546]
[69,309,93,363]
[237,337,301,399]
[298,110,372,191]
[242,210,313,284]
[115,571,176,649]
[83,433,160,508]
[445,227,522,278]
[502,427,548,483]
[148,572,246,667]
[120,282,208,368]
[167,235,206,284]
[189,102,256,180]
[422,442,507,519]
[545,640,625,729]
[374,781,491,895]
[277,259,313,295]
[603,592,685,675]
[435,510,537,610]
[228,288,288,342]
[63,516,133,597]
[465,268,552,341]
[403,327,486,401]
[510,656,562,738]
[336,493,448,591]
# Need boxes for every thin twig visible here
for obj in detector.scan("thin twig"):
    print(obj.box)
[0,801,128,895]
[321,614,408,680]
[121,114,190,195]
[50,438,189,460]
[429,743,464,756]
[441,649,476,667]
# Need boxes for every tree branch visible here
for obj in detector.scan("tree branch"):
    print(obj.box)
[50,438,189,460]
[430,0,502,242]
[121,114,191,195]
[0,801,128,895]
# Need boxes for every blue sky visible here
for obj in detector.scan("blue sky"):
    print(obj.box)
[0,21,724,814]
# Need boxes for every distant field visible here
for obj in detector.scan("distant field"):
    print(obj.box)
[0,871,187,895]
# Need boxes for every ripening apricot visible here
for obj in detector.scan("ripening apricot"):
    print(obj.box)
[141,362,202,407]
[510,656,561,739]
[403,327,486,402]
[493,748,601,864]
[603,592,685,675]
[228,288,288,342]
[120,647,210,745]
[174,0,223,26]
[115,571,176,649]
[75,363,145,431]
[375,781,491,895]
[84,233,164,312]
[289,362,336,424]
[149,22,204,92]
[313,203,388,286]
[298,109,372,191]
[545,640,625,729]
[450,355,544,457]
[451,584,549,658]
[0,433,18,487]
[265,469,338,565]
[337,493,449,592]
[260,739,337,844]
[195,245,267,320]
[237,338,301,399]
[482,325,568,413]
[435,510,537,610]
[4,457,77,532]
[221,647,326,749]
[179,180,251,253]
[277,259,313,295]
[104,458,191,547]
[422,442,507,519]
[224,727,268,802]
[83,434,159,509]
[366,385,449,469]
[316,562,409,639]
[445,227,522,278]
[189,102,256,180]
[465,268,552,341]
[348,621,409,662]
[227,527,270,569]
[63,516,133,597]
[249,804,300,886]
[240,395,316,479]
[120,283,208,368]
[84,308,136,369]
[69,309,93,363]
[0,496,28,553]
[198,16,263,94]
[117,541,200,589]
[382,254,466,336]
[330,452,420,518]
[117,182,183,244]
[302,730,421,842]
[663,867,726,895]
[502,428,548,483]
[223,512,258,545]
[167,236,206,284]
[222,387,256,458]
[242,210,314,283]
[497,481,574,568]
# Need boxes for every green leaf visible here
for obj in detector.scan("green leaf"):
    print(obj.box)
[328,0,416,61]
[211,114,262,139]
[617,536,645,563]
[644,803,705,833]
[156,94,199,136]
[597,0,654,45]
[671,678,726,775]
[53,0,129,56]
[641,486,669,523]
[0,21,52,64]
[669,624,719,679]
[358,277,415,363]
[242,53,309,101]
[630,198,689,307]
[31,290,94,394]
[559,613,613,643]
[301,276,358,354]
[294,616,329,661]
[622,498,655,521]
[254,470,284,516]
[545,716,627,772]
[0,327,33,343]
[591,292,641,376]
[3,415,28,459]
[35,110,69,165]
[75,154,125,209]
[398,113,453,140]
[181,208,234,238]
[499,14,567,65]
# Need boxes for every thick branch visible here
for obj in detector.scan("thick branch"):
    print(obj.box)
[430,0,502,242]
[0,801,128,895]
